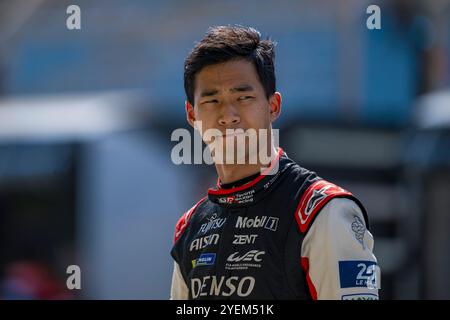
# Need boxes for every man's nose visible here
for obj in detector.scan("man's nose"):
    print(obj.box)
[218,103,240,126]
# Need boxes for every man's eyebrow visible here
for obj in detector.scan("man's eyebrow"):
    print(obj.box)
[229,85,254,93]
[200,85,254,98]
[200,89,219,98]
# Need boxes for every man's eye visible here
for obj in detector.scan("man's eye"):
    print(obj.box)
[238,96,253,101]
[202,100,218,104]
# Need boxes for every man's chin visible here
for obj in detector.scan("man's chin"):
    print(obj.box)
[210,147,270,166]
[205,134,274,165]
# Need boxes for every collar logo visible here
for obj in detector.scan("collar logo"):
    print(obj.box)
[218,196,236,204]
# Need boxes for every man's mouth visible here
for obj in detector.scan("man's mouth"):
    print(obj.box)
[219,130,246,138]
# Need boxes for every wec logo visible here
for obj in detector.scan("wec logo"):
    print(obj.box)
[227,250,265,263]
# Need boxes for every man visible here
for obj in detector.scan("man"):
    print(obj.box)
[170,25,380,300]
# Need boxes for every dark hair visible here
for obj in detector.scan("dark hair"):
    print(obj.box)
[184,25,276,105]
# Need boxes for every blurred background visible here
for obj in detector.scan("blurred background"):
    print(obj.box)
[0,0,449,299]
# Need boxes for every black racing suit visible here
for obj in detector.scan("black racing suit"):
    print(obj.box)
[170,148,380,300]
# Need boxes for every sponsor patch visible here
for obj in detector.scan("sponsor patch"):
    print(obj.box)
[235,216,279,231]
[232,234,258,245]
[191,276,255,298]
[189,233,220,251]
[198,213,226,234]
[227,250,265,263]
[218,190,255,204]
[192,253,216,268]
[341,293,378,300]
[339,261,378,289]
[225,250,265,271]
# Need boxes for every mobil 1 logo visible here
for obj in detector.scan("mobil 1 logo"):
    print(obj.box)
[235,216,279,231]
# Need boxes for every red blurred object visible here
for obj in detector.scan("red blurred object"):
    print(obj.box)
[2,261,74,300]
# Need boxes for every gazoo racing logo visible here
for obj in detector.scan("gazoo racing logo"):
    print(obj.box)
[235,216,279,231]
[198,213,226,235]
[218,196,236,204]
[218,190,255,205]
[191,276,255,299]
[189,233,220,251]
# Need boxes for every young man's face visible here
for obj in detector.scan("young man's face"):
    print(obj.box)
[186,59,281,164]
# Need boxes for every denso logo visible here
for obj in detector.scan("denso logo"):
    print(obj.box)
[227,250,265,263]
[190,234,220,251]
[191,276,255,299]
[235,216,278,231]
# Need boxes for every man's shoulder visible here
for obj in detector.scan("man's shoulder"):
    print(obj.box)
[281,157,318,185]
[173,196,208,243]
[293,178,365,234]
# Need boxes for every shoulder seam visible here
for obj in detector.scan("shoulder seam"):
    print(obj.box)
[294,179,353,233]
[173,196,207,243]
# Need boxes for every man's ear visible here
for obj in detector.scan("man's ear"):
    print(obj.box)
[269,92,282,122]
[185,101,196,128]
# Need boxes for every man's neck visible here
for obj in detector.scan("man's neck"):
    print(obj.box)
[215,146,278,184]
